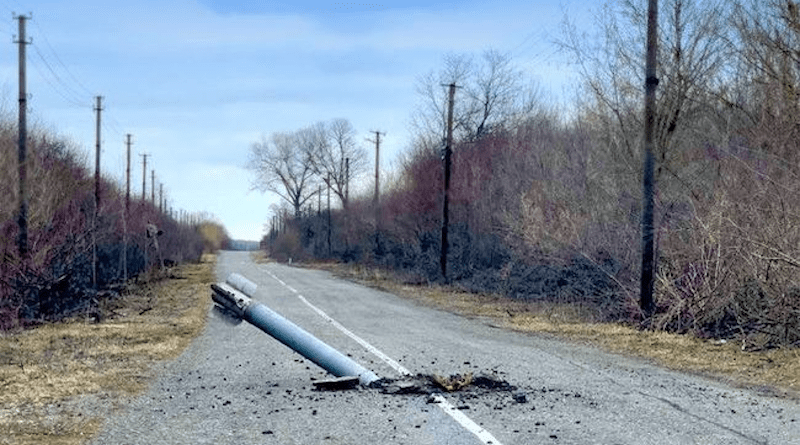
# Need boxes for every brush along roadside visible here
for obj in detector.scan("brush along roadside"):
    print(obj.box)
[303,261,800,398]
[0,255,216,445]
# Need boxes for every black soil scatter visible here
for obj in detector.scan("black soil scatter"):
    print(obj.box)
[368,373,517,396]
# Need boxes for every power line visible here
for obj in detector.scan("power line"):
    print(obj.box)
[31,19,93,97]
[31,44,87,102]
[29,46,88,107]
[103,112,125,137]
[2,1,26,16]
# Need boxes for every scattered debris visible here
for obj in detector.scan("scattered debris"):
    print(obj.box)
[312,376,360,391]
[368,372,518,397]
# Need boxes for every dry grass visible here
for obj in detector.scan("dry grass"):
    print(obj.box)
[0,254,216,445]
[314,261,800,399]
[250,250,273,264]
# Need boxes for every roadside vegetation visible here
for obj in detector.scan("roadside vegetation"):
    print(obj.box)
[255,0,800,352]
[0,115,230,329]
[309,260,800,397]
[0,86,230,442]
[0,255,215,445]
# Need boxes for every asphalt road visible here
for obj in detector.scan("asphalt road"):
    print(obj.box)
[91,251,800,444]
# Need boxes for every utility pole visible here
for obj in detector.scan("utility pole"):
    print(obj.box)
[151,169,155,205]
[92,95,103,288]
[140,153,149,200]
[370,131,384,253]
[344,156,350,249]
[125,134,132,213]
[345,157,350,207]
[159,183,164,213]
[94,96,103,212]
[640,0,659,317]
[440,83,456,281]
[327,172,332,255]
[370,131,383,208]
[124,135,131,283]
[15,14,30,259]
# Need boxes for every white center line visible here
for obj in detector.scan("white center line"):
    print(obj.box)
[263,266,504,445]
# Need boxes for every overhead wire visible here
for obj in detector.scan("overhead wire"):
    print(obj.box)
[7,11,183,219]
[31,19,94,98]
[0,0,25,17]
[21,15,134,197]
[30,44,90,107]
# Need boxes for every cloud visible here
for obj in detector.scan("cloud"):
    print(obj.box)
[5,0,582,240]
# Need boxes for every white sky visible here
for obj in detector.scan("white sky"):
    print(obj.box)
[0,0,596,241]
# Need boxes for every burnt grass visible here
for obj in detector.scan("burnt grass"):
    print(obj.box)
[374,228,624,321]
[460,258,617,306]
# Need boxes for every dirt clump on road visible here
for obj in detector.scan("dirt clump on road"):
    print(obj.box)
[0,255,215,445]
[369,372,516,396]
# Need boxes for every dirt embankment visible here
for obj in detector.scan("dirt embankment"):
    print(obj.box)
[0,255,215,445]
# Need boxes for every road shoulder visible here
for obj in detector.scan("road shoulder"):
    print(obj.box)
[0,255,215,445]
[298,260,800,399]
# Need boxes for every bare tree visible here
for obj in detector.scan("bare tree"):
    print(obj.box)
[462,50,540,140]
[731,0,800,169]
[248,131,317,217]
[560,0,733,201]
[307,118,368,209]
[411,53,471,144]
[411,50,540,144]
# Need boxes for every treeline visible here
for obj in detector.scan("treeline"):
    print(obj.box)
[259,0,800,348]
[0,118,230,329]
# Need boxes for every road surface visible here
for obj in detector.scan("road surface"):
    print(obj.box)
[91,251,799,444]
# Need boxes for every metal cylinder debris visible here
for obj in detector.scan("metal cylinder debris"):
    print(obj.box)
[211,276,379,385]
[226,272,258,297]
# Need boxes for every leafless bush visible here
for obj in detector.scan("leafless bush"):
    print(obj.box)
[261,1,800,348]
[655,139,800,346]
[0,123,221,329]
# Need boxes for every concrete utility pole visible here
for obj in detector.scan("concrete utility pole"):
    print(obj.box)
[92,95,103,289]
[370,131,383,208]
[213,275,379,385]
[640,0,659,317]
[140,153,149,200]
[124,135,131,283]
[159,183,164,213]
[327,173,332,255]
[345,157,350,207]
[440,83,456,281]
[123,135,135,281]
[94,96,103,212]
[125,134,132,213]
[370,131,384,252]
[15,14,30,259]
[151,169,155,205]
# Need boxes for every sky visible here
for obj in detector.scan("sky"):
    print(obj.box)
[0,0,595,241]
